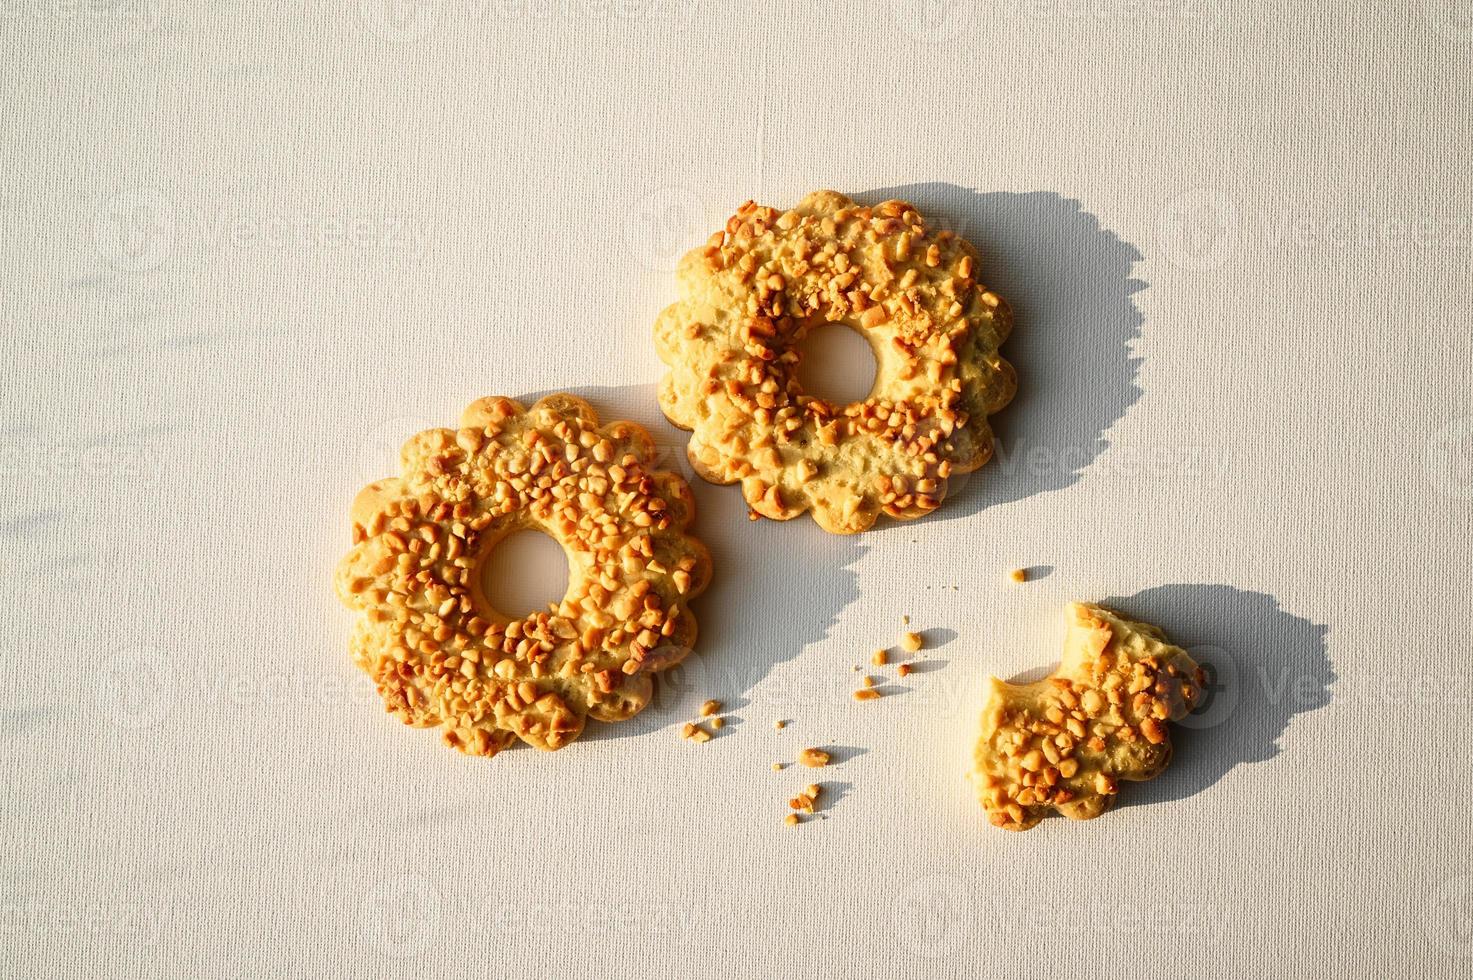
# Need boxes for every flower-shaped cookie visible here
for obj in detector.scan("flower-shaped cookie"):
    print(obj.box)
[655,190,1015,533]
[336,394,711,756]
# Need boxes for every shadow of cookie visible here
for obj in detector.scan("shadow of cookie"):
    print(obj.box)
[858,183,1146,524]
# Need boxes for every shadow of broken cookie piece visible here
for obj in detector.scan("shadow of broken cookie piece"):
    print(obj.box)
[1101,584,1333,810]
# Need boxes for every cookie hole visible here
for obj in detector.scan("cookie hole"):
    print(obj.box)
[794,321,878,405]
[480,529,570,617]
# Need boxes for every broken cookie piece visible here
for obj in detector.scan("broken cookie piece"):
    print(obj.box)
[973,602,1206,831]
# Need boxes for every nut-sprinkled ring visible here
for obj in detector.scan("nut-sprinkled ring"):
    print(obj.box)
[335,394,712,756]
[654,190,1015,534]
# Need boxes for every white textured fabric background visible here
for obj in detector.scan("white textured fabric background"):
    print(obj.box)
[3,2,1472,977]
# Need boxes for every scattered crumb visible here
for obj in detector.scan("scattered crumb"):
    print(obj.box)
[748,510,760,522]
[789,785,820,813]
[710,716,725,730]
[853,689,882,702]
[872,648,889,667]
[785,813,800,826]
[773,719,786,730]
[861,675,875,689]
[681,722,712,743]
[797,747,831,768]
[902,615,910,625]
[772,762,783,771]
[897,663,913,678]
[901,631,924,653]
[700,699,722,717]
[1010,568,1027,583]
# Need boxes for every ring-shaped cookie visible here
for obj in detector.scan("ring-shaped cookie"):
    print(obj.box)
[335,394,711,756]
[655,190,1016,534]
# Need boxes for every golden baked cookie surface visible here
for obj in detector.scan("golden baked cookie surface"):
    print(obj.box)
[974,603,1205,830]
[335,394,711,756]
[655,190,1015,534]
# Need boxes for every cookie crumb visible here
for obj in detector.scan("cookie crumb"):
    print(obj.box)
[797,747,831,768]
[853,689,882,702]
[682,722,712,743]
[772,762,783,771]
[773,719,786,730]
[710,716,725,730]
[901,631,924,653]
[871,648,888,667]
[789,785,821,813]
[902,615,910,625]
[785,813,800,826]
[1010,568,1027,583]
[897,663,913,678]
[861,675,875,689]
[700,699,722,717]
